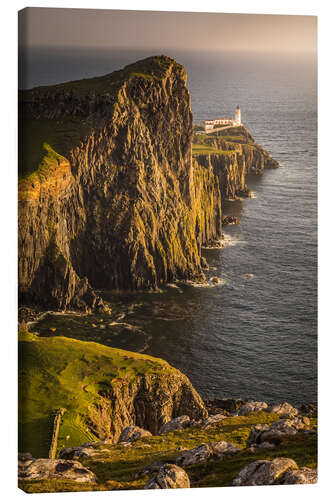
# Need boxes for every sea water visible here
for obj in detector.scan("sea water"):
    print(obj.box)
[22,48,317,405]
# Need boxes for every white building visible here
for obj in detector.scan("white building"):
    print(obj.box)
[201,106,241,132]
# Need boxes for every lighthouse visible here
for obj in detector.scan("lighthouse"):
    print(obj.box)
[235,105,241,125]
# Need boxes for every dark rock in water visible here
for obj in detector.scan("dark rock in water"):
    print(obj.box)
[118,426,152,443]
[204,398,244,414]
[144,464,190,489]
[18,457,97,483]
[299,403,317,417]
[200,256,209,270]
[222,215,240,226]
[18,307,40,323]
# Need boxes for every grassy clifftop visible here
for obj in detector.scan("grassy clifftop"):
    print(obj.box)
[19,55,185,182]
[18,328,206,458]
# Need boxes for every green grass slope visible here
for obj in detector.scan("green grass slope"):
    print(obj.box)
[18,328,172,458]
[20,411,317,493]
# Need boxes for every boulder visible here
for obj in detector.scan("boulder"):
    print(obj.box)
[299,403,317,417]
[210,441,241,459]
[202,414,227,428]
[282,467,317,484]
[238,401,268,416]
[177,444,211,466]
[144,464,190,489]
[269,402,298,418]
[159,415,190,434]
[118,426,152,443]
[246,416,311,447]
[204,398,244,414]
[18,457,96,483]
[232,458,298,486]
[59,446,100,460]
[177,441,240,466]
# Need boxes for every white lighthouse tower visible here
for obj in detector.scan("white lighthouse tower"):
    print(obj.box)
[235,105,241,125]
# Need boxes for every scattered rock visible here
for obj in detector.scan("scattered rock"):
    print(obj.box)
[118,425,152,443]
[257,441,276,450]
[282,467,317,484]
[246,424,270,447]
[268,402,298,418]
[238,401,268,415]
[159,415,191,434]
[299,403,317,417]
[200,256,209,270]
[222,215,240,226]
[204,398,244,414]
[246,416,311,447]
[18,457,96,483]
[232,458,298,486]
[202,413,227,428]
[59,445,100,460]
[177,441,239,466]
[210,441,241,459]
[177,444,211,466]
[144,464,190,489]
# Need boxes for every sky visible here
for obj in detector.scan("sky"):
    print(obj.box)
[19,8,317,56]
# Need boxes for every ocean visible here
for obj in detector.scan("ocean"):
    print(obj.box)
[21,48,317,406]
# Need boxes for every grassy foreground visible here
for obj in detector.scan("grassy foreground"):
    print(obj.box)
[18,328,172,458]
[20,410,317,493]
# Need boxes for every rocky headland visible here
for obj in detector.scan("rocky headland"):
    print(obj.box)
[18,55,278,313]
[17,56,314,495]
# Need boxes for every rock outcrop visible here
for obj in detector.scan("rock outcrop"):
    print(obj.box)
[18,455,96,483]
[193,127,279,200]
[158,415,191,434]
[118,426,152,443]
[246,416,311,447]
[268,402,299,418]
[176,441,240,466]
[232,458,298,486]
[144,464,190,489]
[18,56,223,310]
[238,401,268,416]
[282,467,317,484]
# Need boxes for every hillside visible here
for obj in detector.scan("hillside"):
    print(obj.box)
[18,328,207,458]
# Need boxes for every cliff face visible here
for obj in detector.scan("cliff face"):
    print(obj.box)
[18,56,278,311]
[18,56,222,310]
[18,331,207,455]
[193,127,279,200]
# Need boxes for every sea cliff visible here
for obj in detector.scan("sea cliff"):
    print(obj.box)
[18,55,278,311]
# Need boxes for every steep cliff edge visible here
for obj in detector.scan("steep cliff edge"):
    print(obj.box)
[18,329,207,457]
[193,126,279,200]
[18,56,222,310]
